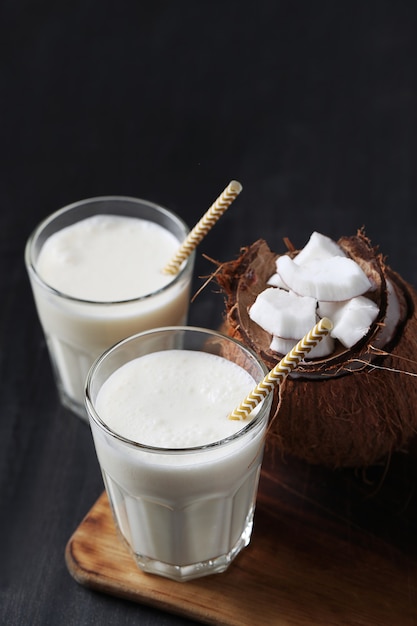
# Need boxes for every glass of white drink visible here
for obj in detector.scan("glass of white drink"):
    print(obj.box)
[25,196,195,420]
[85,326,272,582]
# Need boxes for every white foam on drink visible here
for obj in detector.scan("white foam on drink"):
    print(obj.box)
[36,214,179,301]
[96,350,257,448]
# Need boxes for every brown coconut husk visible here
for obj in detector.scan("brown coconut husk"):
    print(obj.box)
[216,231,417,469]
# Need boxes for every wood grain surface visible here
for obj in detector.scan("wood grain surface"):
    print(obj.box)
[65,446,417,625]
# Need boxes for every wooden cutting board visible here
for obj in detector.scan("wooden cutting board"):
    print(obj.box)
[65,446,417,625]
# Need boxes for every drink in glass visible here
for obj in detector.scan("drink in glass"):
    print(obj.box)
[25,196,194,419]
[86,326,272,581]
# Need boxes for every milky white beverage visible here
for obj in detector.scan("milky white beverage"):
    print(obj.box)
[86,327,272,582]
[25,197,194,419]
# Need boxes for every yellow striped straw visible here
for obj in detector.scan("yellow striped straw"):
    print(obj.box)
[163,180,243,275]
[228,317,334,421]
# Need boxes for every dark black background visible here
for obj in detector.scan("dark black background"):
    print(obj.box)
[1,2,416,624]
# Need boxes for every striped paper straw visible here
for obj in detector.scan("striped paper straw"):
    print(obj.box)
[229,317,334,421]
[163,180,242,275]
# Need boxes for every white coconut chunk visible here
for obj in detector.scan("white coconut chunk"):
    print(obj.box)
[373,279,402,348]
[267,272,288,289]
[276,255,373,301]
[270,332,335,359]
[267,231,345,288]
[294,231,347,265]
[249,287,317,338]
[318,296,379,348]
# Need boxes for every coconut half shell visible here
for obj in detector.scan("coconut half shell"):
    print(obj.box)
[216,231,417,468]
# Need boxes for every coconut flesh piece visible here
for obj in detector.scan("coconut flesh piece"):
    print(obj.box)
[249,287,317,338]
[276,254,373,301]
[318,296,379,348]
[267,231,348,289]
[267,272,288,289]
[372,279,401,348]
[270,332,335,359]
[292,230,347,265]
[249,231,381,358]
[249,285,336,358]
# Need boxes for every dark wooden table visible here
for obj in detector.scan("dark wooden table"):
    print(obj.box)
[1,2,417,624]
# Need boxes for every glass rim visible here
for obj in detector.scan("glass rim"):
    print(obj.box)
[85,325,271,455]
[24,195,194,306]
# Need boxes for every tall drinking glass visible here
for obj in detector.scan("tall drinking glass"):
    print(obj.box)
[25,196,194,419]
[86,326,272,582]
